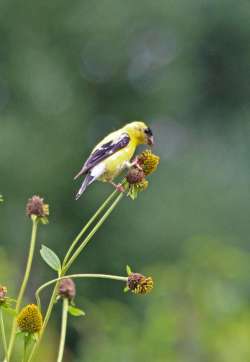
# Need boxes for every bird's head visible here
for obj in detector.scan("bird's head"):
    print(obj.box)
[123,121,154,146]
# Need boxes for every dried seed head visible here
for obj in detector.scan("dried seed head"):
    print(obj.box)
[58,278,76,301]
[138,150,160,176]
[127,273,153,295]
[17,304,43,334]
[0,285,7,304]
[26,195,49,217]
[26,195,49,223]
[126,167,145,184]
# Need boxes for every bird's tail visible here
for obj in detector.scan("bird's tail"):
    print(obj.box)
[75,173,95,200]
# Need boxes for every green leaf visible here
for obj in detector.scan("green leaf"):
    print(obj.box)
[6,297,17,303]
[24,333,33,349]
[2,305,17,316]
[31,333,39,342]
[40,216,49,225]
[40,245,61,272]
[16,330,24,337]
[123,286,130,293]
[68,305,85,317]
[127,185,138,200]
[126,265,132,275]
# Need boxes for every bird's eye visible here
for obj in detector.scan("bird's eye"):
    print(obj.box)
[145,127,153,136]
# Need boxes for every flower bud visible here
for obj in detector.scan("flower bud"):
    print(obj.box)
[58,278,76,301]
[0,285,7,304]
[26,195,49,223]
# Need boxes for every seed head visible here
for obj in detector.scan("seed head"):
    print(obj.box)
[26,195,49,223]
[138,150,160,176]
[58,278,76,301]
[127,273,153,295]
[126,167,145,184]
[17,304,43,334]
[0,285,7,304]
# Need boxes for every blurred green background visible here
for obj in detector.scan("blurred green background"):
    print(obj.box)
[1,0,250,361]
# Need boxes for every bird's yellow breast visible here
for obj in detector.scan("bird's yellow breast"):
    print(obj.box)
[98,142,136,182]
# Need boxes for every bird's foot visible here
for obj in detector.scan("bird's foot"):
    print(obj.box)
[131,157,143,171]
[126,157,143,171]
[111,182,125,193]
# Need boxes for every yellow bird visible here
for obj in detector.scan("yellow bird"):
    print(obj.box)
[74,121,154,200]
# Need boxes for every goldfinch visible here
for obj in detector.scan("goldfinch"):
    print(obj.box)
[74,121,154,200]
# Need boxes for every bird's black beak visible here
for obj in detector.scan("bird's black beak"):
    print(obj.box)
[147,135,154,146]
[145,127,154,146]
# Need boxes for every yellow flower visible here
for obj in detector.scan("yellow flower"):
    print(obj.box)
[127,273,153,295]
[17,304,43,334]
[138,150,160,176]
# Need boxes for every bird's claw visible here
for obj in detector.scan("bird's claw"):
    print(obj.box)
[116,183,125,193]
[131,157,143,171]
[110,182,125,193]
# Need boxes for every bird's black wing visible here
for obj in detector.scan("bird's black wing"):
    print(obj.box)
[74,133,130,179]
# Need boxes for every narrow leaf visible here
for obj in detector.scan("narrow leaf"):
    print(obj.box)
[68,305,85,317]
[126,265,132,275]
[16,330,25,337]
[40,245,61,272]
[31,333,39,342]
[2,305,17,316]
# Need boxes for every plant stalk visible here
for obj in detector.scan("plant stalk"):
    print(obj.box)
[28,192,123,362]
[27,279,61,362]
[23,335,29,362]
[63,190,117,266]
[0,308,8,362]
[64,193,123,271]
[7,218,38,360]
[35,273,128,307]
[57,298,69,362]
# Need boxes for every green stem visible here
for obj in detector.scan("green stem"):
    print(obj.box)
[64,193,124,271]
[27,280,61,362]
[35,274,128,307]
[57,298,69,362]
[0,308,8,361]
[23,336,28,362]
[28,192,123,362]
[63,190,117,266]
[7,218,38,360]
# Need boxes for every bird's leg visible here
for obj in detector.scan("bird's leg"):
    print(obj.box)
[110,181,125,193]
[125,157,143,171]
